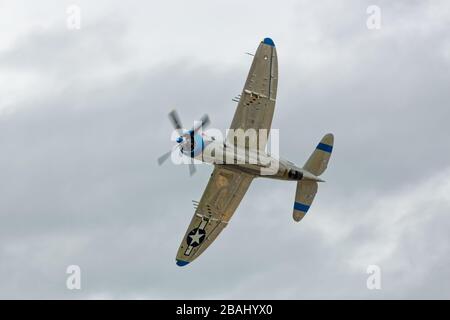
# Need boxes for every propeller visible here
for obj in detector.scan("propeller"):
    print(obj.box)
[158,109,210,176]
[168,110,183,135]
[188,160,196,176]
[157,144,180,166]
[192,114,210,134]
[157,150,172,166]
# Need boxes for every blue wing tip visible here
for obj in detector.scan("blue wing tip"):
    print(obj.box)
[176,259,190,267]
[263,37,275,47]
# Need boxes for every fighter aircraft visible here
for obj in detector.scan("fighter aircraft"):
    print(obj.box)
[158,38,334,266]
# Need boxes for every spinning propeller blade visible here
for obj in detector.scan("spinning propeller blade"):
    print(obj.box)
[157,150,172,166]
[189,162,196,176]
[168,109,183,135]
[157,144,180,166]
[192,114,210,133]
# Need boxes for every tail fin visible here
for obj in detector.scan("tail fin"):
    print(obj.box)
[292,133,334,222]
[303,133,334,176]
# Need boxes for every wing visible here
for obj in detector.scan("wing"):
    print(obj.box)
[226,38,278,151]
[175,166,254,266]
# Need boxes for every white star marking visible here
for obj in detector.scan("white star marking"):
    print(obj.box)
[188,229,204,246]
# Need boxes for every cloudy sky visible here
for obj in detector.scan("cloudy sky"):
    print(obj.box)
[1,0,450,299]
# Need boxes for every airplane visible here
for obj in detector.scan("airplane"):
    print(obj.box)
[158,38,334,266]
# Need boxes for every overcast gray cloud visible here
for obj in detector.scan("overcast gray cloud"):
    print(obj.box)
[0,0,449,299]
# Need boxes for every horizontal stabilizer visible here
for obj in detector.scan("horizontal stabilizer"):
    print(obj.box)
[293,180,318,222]
[303,133,334,176]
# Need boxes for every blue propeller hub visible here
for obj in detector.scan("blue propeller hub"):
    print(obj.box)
[176,136,183,143]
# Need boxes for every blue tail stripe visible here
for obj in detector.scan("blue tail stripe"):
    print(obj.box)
[294,202,310,213]
[317,142,333,153]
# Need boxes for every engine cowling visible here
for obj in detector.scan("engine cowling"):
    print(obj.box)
[181,132,204,158]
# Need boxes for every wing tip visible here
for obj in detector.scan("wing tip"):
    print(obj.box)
[262,37,275,47]
[176,259,190,267]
